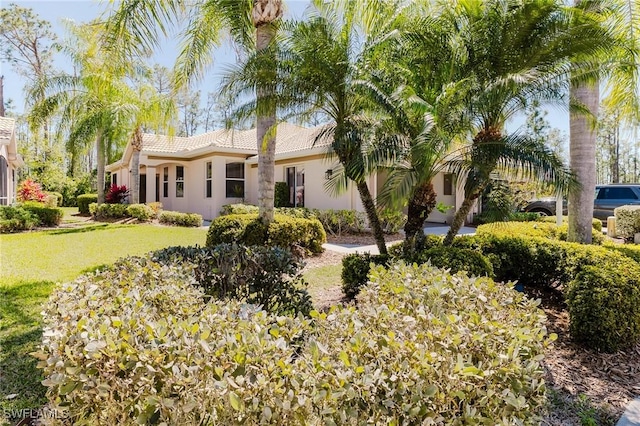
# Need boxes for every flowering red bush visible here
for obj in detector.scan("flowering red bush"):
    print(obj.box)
[105,184,130,204]
[17,179,46,203]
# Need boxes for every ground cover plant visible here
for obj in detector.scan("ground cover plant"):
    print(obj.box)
[0,224,207,415]
[38,261,551,424]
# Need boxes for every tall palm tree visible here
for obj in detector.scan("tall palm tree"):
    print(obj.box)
[568,0,639,243]
[28,22,136,203]
[104,0,284,224]
[437,0,608,245]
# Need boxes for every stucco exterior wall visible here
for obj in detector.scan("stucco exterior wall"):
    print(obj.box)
[0,143,17,205]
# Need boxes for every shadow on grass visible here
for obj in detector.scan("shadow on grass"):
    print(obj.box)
[0,280,53,411]
[44,223,112,235]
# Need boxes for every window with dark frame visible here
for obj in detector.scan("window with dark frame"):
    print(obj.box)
[443,173,454,196]
[163,167,169,198]
[176,166,184,198]
[225,162,244,198]
[205,162,212,198]
[112,173,117,185]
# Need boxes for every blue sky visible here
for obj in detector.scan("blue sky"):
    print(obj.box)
[1,0,570,135]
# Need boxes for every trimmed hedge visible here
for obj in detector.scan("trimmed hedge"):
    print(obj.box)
[0,205,39,233]
[614,205,640,240]
[152,244,312,316]
[89,202,128,219]
[39,261,549,424]
[20,201,64,226]
[219,203,258,216]
[207,213,326,255]
[567,262,640,352]
[537,215,603,232]
[77,194,97,215]
[126,203,155,221]
[451,233,640,352]
[476,221,605,244]
[159,211,203,227]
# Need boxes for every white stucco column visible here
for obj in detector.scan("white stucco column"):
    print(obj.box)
[146,166,157,203]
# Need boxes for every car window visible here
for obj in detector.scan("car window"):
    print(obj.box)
[596,187,639,200]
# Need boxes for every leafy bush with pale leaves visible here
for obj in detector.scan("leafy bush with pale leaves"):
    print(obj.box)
[39,261,550,425]
[159,210,203,227]
[614,205,640,240]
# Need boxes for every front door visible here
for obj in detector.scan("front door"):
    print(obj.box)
[155,174,160,202]
[139,174,147,204]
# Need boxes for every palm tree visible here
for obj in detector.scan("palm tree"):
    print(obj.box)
[568,0,639,243]
[371,4,472,242]
[437,0,607,245]
[104,0,284,224]
[280,1,401,254]
[28,22,155,203]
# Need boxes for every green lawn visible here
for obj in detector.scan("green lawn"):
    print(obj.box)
[0,224,207,412]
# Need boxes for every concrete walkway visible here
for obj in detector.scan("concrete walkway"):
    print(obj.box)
[617,398,640,426]
[323,225,476,255]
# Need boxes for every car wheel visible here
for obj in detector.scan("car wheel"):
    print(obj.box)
[530,208,553,216]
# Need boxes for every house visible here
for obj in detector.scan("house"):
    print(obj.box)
[107,123,478,223]
[0,117,24,205]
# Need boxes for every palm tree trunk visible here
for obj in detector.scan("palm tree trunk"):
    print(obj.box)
[404,181,438,241]
[356,181,388,255]
[568,80,599,244]
[130,126,142,205]
[443,196,476,245]
[253,1,282,225]
[96,129,106,204]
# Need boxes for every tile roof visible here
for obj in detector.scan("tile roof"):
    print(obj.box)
[0,117,15,141]
[141,123,331,156]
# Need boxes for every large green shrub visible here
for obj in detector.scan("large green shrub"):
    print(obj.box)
[274,181,290,207]
[152,244,312,316]
[378,207,407,234]
[159,211,203,227]
[126,203,155,221]
[39,261,549,425]
[614,205,640,240]
[20,201,64,227]
[45,191,64,207]
[77,194,97,215]
[90,202,128,219]
[0,205,39,233]
[409,246,494,278]
[341,253,390,299]
[312,209,366,235]
[566,263,640,352]
[207,213,326,255]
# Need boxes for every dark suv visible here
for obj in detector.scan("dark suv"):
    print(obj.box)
[522,184,640,221]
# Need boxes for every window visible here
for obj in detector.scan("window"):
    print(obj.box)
[225,162,244,198]
[286,166,305,207]
[112,173,117,185]
[176,166,184,198]
[205,162,212,198]
[443,173,454,196]
[163,167,169,198]
[596,187,638,200]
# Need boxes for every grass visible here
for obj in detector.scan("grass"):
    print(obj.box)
[0,224,207,413]
[303,264,343,301]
